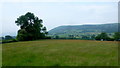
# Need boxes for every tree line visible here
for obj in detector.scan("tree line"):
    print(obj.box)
[52,32,120,41]
[95,32,120,41]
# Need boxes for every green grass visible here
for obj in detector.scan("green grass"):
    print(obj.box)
[0,44,2,67]
[2,40,118,66]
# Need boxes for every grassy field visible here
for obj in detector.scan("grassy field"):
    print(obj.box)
[0,44,2,67]
[2,40,118,66]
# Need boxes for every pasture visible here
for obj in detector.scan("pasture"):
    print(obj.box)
[0,44,2,67]
[2,40,118,66]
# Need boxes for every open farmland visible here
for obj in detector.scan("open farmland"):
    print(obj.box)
[2,40,118,66]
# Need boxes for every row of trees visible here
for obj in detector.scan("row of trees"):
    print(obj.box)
[52,32,120,41]
[95,32,120,41]
[0,35,15,40]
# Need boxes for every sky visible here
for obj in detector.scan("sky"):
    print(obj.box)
[0,0,119,36]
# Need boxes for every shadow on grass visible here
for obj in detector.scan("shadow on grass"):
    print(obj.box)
[53,63,61,66]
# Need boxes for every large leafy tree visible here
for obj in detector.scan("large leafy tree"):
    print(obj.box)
[113,32,120,41]
[15,12,48,41]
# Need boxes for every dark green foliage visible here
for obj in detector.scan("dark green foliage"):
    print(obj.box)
[68,35,74,39]
[1,35,17,44]
[17,29,28,41]
[15,12,48,41]
[55,35,59,39]
[45,36,51,39]
[95,32,110,41]
[2,39,18,44]
[81,35,90,40]
[0,37,4,40]
[91,35,96,40]
[5,35,13,40]
[113,32,120,41]
[107,38,114,41]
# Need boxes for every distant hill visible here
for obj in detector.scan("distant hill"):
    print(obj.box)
[48,23,118,38]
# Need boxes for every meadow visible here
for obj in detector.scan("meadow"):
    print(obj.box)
[2,40,119,66]
[0,44,2,67]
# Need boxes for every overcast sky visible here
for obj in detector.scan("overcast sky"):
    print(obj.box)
[0,0,118,36]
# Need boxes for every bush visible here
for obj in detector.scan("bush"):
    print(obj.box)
[95,32,110,41]
[113,32,120,41]
[45,36,51,39]
[5,35,13,40]
[2,39,18,44]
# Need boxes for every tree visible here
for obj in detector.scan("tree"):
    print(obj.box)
[0,37,4,40]
[95,32,110,41]
[55,35,59,39]
[5,35,13,40]
[91,35,95,40]
[81,35,90,40]
[68,35,74,39]
[15,12,48,41]
[113,32,120,41]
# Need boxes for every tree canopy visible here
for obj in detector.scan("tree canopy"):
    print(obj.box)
[113,32,120,41]
[15,12,48,41]
[95,32,110,41]
[5,35,13,40]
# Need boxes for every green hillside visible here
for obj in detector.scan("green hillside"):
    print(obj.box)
[48,23,118,38]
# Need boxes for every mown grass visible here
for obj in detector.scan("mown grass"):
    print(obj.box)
[2,40,118,66]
